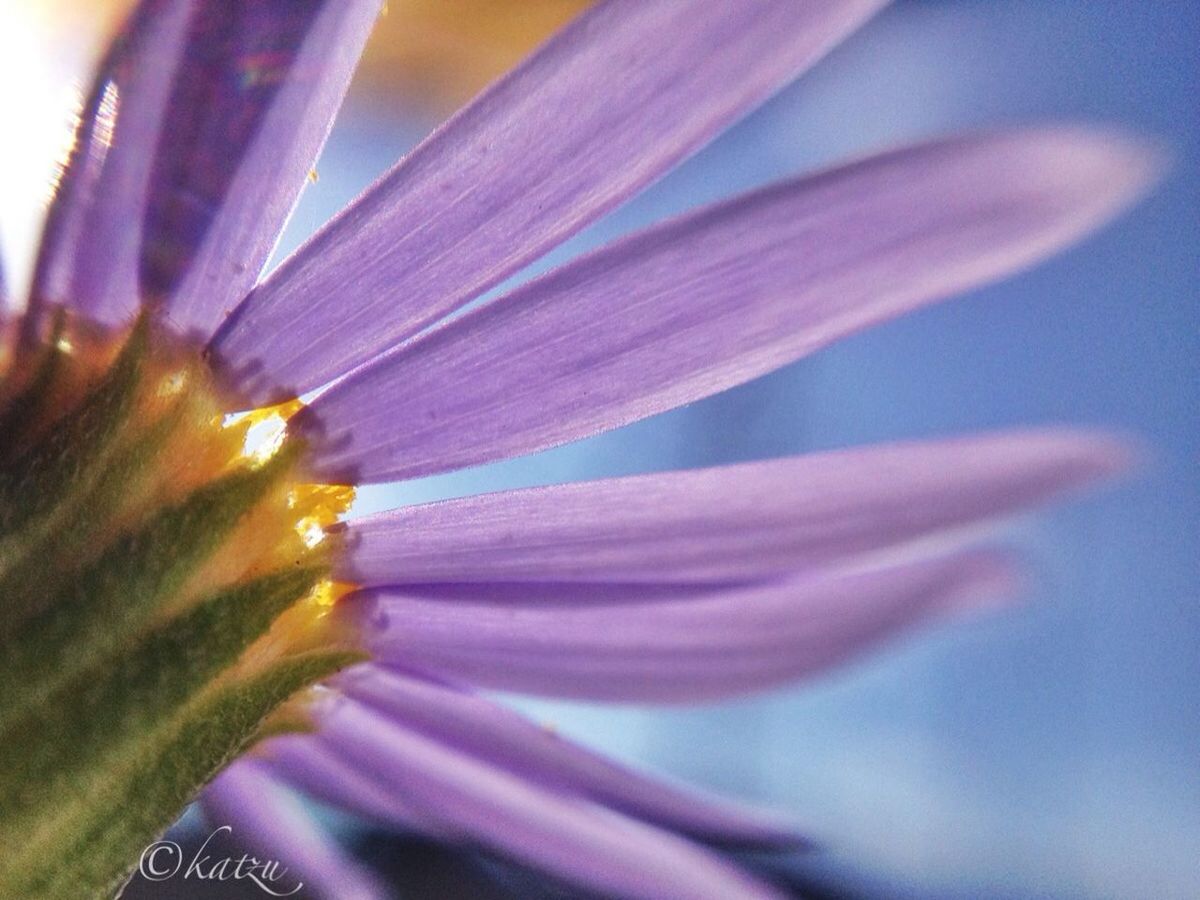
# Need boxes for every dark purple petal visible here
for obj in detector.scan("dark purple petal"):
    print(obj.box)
[201,761,387,900]
[333,665,804,847]
[340,552,1017,703]
[303,129,1157,483]
[209,0,888,401]
[304,698,787,899]
[29,0,378,336]
[146,0,380,336]
[29,0,194,328]
[339,429,1127,586]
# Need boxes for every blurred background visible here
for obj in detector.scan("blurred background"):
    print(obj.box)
[1,1,1196,897]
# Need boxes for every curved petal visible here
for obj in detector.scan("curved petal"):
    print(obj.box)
[260,734,442,836]
[340,552,1018,703]
[304,128,1158,483]
[338,429,1127,586]
[29,0,194,328]
[209,0,888,402]
[28,0,379,335]
[305,698,786,899]
[201,761,387,900]
[334,665,804,847]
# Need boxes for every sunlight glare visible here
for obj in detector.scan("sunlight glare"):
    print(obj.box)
[0,5,93,302]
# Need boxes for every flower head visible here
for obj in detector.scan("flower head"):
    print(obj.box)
[0,1,1158,897]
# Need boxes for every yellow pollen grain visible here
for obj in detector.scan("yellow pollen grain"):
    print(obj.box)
[290,483,355,529]
[297,517,326,548]
[229,579,359,679]
[287,483,355,553]
[306,579,356,611]
[221,397,304,467]
[156,369,188,398]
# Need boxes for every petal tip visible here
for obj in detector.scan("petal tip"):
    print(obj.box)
[1026,124,1168,213]
[1027,427,1144,488]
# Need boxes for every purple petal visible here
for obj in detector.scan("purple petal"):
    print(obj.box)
[303,128,1158,483]
[29,0,379,335]
[259,732,441,835]
[305,698,786,899]
[201,761,387,900]
[147,0,380,337]
[339,429,1127,586]
[340,552,1018,702]
[333,665,804,847]
[208,0,888,401]
[29,0,194,327]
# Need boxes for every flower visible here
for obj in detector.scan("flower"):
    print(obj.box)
[0,1,1158,898]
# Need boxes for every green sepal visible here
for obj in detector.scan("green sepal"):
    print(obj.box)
[0,443,300,723]
[0,385,188,628]
[0,318,151,636]
[0,565,325,819]
[0,310,67,462]
[1,648,362,899]
[0,314,148,538]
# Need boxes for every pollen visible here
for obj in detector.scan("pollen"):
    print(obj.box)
[222,397,304,466]
[156,368,187,397]
[306,578,356,610]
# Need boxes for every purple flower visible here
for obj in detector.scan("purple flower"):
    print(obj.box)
[0,1,1158,897]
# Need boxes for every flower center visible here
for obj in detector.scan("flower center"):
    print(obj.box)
[0,310,361,897]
